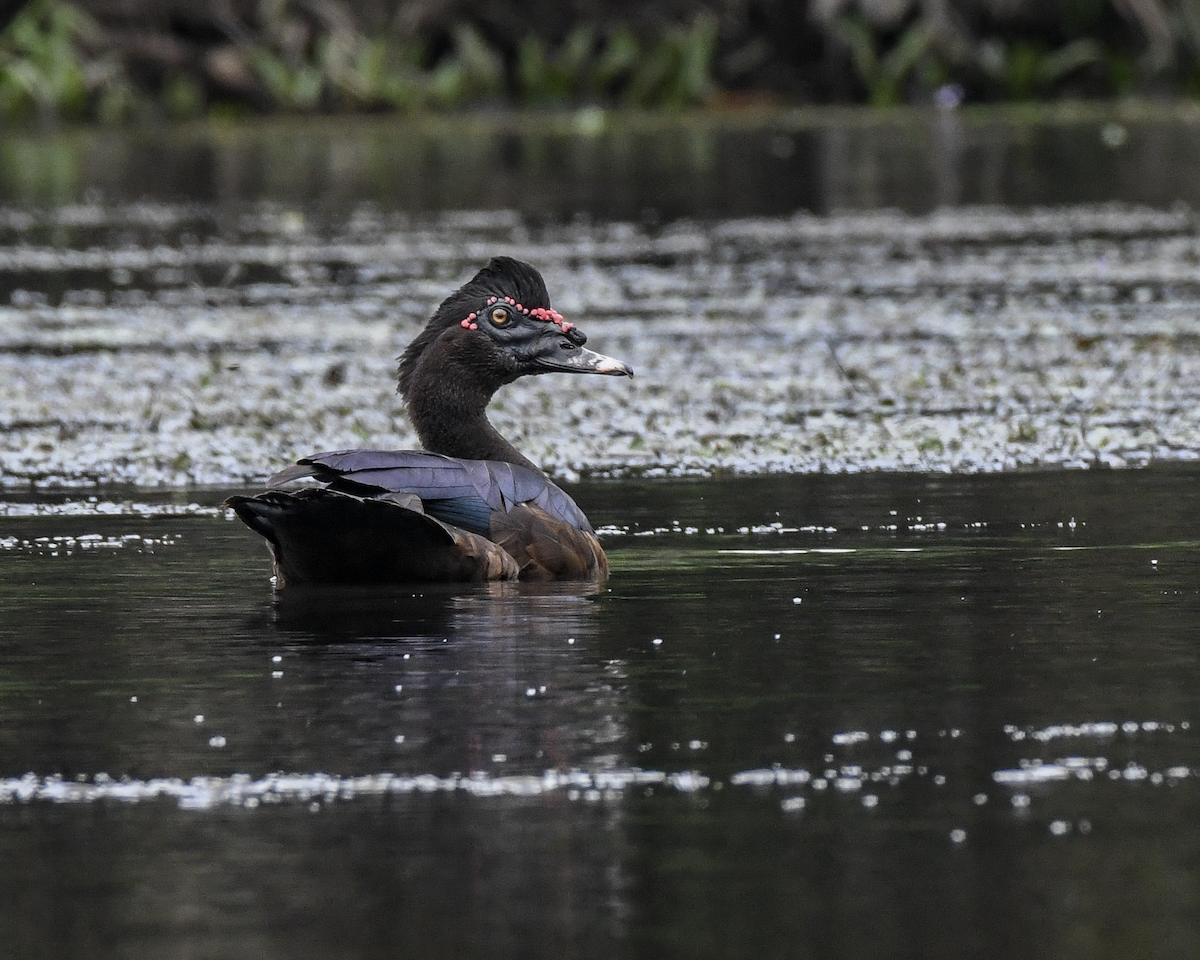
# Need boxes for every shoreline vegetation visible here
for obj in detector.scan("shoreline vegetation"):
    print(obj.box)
[2,1,1200,126]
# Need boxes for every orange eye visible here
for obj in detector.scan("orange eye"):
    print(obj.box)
[491,307,510,326]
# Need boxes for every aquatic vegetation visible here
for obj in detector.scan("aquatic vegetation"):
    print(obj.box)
[834,16,933,107]
[0,1,718,122]
[515,19,717,109]
[0,0,138,123]
[1,198,1197,484]
[977,37,1105,101]
[5,0,1200,124]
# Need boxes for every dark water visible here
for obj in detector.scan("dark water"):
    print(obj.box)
[4,470,1200,959]
[3,107,1200,216]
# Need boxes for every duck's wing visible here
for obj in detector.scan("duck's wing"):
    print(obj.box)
[231,450,606,584]
[225,487,519,586]
[273,449,595,536]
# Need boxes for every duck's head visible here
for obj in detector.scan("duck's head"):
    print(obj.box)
[398,257,633,400]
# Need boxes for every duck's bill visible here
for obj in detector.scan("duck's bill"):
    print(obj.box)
[538,346,634,377]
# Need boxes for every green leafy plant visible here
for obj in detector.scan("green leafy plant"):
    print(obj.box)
[10,0,1200,123]
[0,0,151,123]
[623,14,718,107]
[514,17,716,108]
[591,26,641,93]
[517,26,597,103]
[246,46,325,111]
[835,16,932,107]
[426,24,506,107]
[0,0,95,121]
[321,34,427,110]
[244,20,505,113]
[978,37,1103,99]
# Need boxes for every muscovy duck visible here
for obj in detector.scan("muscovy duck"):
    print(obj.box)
[226,257,633,585]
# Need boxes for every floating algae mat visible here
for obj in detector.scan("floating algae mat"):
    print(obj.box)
[1,198,1200,485]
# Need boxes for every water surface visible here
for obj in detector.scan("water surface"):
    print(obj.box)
[4,105,1200,216]
[4,106,1200,958]
[3,470,1200,959]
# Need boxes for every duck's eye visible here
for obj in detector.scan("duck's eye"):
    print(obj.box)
[490,306,510,326]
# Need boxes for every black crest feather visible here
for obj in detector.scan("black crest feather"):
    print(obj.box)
[397,257,552,398]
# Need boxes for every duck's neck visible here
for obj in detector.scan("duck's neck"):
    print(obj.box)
[404,346,537,470]
[412,399,535,469]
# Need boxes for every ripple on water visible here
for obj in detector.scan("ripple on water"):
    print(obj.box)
[0,499,221,553]
[0,769,709,810]
[0,500,220,517]
[2,722,1194,846]
[0,533,180,553]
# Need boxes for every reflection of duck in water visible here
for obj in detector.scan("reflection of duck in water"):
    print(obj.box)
[227,257,632,586]
[269,580,600,642]
[269,583,618,777]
